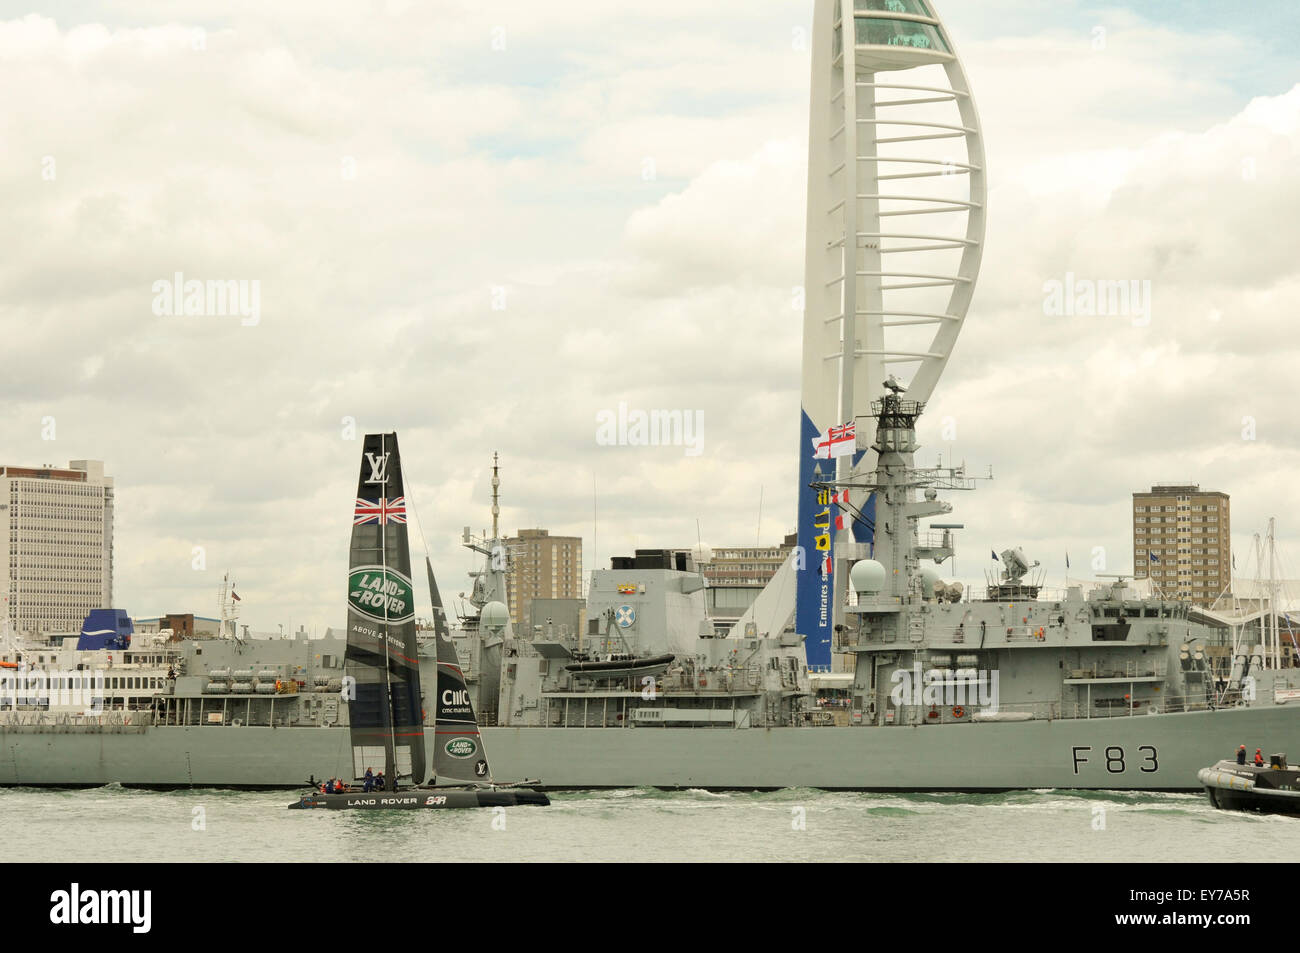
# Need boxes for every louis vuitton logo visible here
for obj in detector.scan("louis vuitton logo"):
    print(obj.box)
[365,451,391,484]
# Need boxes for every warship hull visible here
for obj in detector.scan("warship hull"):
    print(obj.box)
[3,704,1296,790]
[287,788,550,810]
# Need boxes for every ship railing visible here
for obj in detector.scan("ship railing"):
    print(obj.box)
[0,709,155,730]
[1033,587,1072,602]
[835,630,864,649]
[1063,692,1215,718]
[977,700,1056,719]
[1145,693,1216,715]
[895,700,1060,723]
[655,671,766,694]
[895,690,1219,724]
[1065,660,1168,679]
[1212,683,1294,708]
[915,531,950,550]
[843,623,1062,646]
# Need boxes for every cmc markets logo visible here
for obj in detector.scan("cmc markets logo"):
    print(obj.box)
[441,688,472,714]
[49,884,151,934]
[347,566,414,624]
[445,737,478,759]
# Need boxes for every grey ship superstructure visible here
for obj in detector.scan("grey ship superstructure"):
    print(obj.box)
[832,388,1246,728]
[426,455,811,734]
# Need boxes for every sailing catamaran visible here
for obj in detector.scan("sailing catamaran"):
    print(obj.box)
[289,432,548,811]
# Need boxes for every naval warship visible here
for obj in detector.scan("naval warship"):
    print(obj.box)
[2,394,1298,791]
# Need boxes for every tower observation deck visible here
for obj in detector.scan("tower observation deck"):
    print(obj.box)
[795,0,986,669]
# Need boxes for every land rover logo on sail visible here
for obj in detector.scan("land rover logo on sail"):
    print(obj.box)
[445,738,477,759]
[348,567,415,624]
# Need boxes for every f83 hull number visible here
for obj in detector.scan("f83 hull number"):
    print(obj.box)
[1072,745,1158,774]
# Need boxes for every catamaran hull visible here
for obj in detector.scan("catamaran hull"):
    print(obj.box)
[287,789,550,810]
[3,704,1298,790]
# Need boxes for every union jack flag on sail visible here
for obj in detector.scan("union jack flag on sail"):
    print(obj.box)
[811,421,856,460]
[354,497,407,525]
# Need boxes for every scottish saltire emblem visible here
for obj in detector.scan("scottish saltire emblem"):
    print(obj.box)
[615,605,636,628]
[354,497,407,525]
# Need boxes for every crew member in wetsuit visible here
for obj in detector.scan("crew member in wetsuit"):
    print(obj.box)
[363,767,374,792]
[1237,745,1247,765]
[375,771,385,791]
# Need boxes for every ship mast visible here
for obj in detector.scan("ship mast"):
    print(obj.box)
[462,452,511,614]
[817,385,979,608]
[218,572,242,644]
[491,451,500,541]
[1268,517,1279,671]
[380,434,397,781]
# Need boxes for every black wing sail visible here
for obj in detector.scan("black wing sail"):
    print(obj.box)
[427,557,494,786]
[344,434,428,785]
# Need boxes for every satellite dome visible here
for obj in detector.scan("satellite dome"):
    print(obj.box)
[850,560,886,596]
[480,601,510,631]
[918,567,942,598]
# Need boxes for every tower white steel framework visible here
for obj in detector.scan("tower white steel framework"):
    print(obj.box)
[796,0,985,669]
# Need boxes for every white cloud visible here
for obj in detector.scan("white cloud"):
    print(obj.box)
[2,4,1299,633]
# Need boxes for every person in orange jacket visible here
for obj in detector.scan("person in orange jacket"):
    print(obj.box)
[1254,748,1265,767]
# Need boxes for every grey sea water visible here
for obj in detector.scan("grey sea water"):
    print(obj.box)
[3,786,1297,862]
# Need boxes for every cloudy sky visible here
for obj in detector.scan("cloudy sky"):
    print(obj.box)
[3,0,1299,634]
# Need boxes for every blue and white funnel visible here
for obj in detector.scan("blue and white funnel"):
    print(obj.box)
[77,609,133,651]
